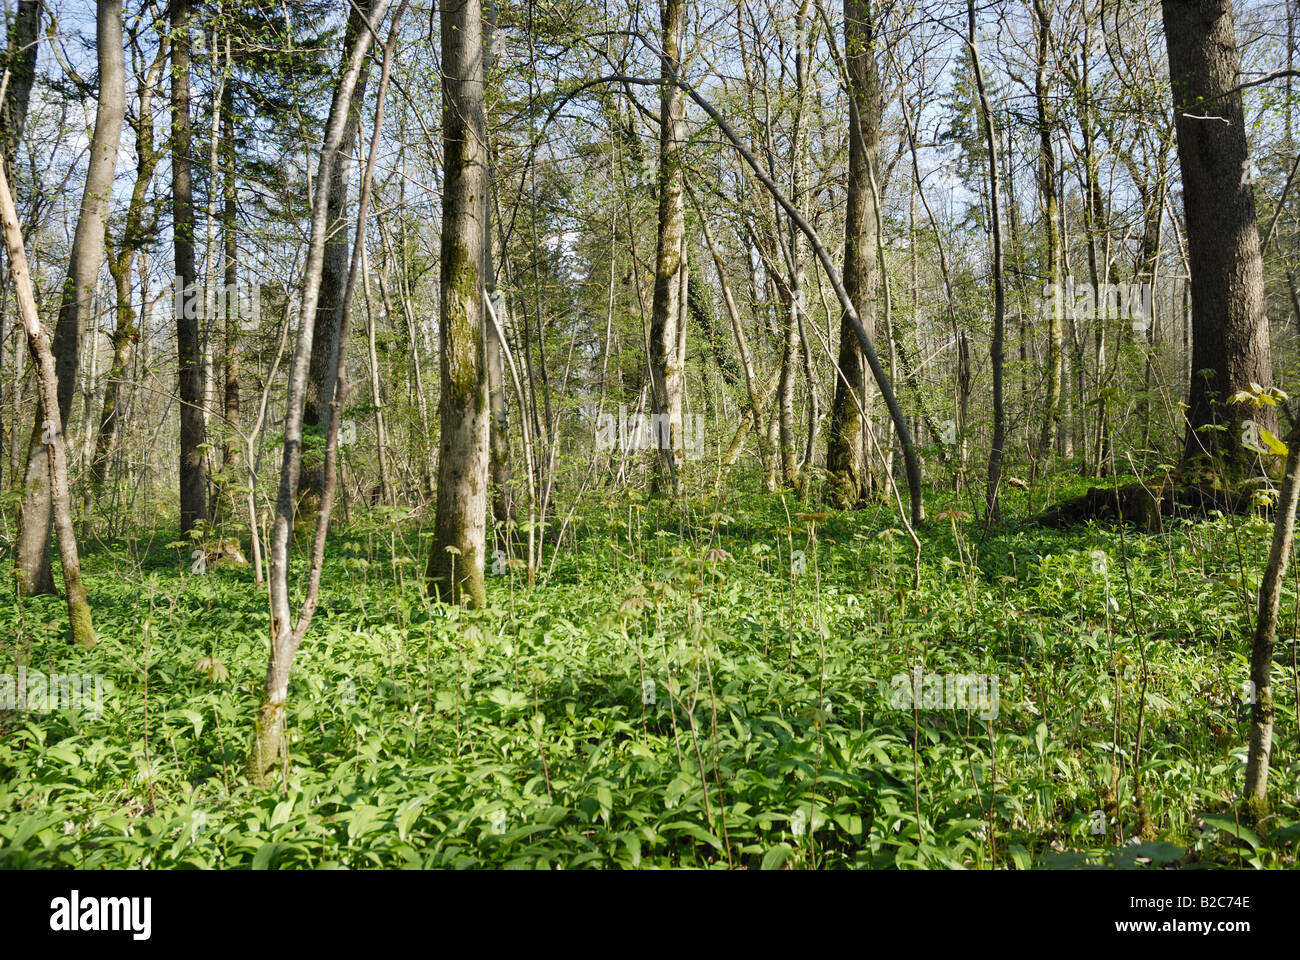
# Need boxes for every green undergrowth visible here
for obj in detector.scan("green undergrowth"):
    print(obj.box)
[2,477,1299,868]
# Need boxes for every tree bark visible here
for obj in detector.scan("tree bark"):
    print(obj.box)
[87,23,168,529]
[0,0,43,498]
[0,153,95,647]
[247,0,394,783]
[484,0,512,525]
[1034,0,1063,459]
[15,0,124,595]
[968,0,1007,520]
[827,0,880,508]
[1243,414,1300,815]
[1162,0,1275,476]
[425,0,490,608]
[0,0,40,168]
[298,0,374,523]
[171,0,205,535]
[221,68,240,507]
[648,0,687,494]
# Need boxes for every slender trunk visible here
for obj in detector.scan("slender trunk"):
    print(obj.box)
[425,0,489,607]
[648,0,687,494]
[0,155,95,646]
[0,0,43,497]
[484,2,511,524]
[172,0,205,535]
[247,0,394,782]
[1034,0,1063,458]
[221,65,240,512]
[1243,415,1300,813]
[298,0,374,523]
[362,241,393,506]
[16,0,124,594]
[827,0,880,507]
[969,0,1007,520]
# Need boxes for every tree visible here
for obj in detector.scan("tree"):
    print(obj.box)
[172,0,206,536]
[1162,0,1275,477]
[86,15,170,528]
[485,0,512,525]
[14,0,125,595]
[647,0,688,494]
[0,1,40,171]
[826,0,882,507]
[425,0,490,607]
[1243,412,1300,817]
[0,0,43,497]
[298,0,374,524]
[1033,0,1063,459]
[248,0,395,782]
[967,0,1007,519]
[0,126,95,648]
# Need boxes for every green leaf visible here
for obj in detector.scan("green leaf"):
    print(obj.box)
[622,834,642,867]
[1201,815,1260,850]
[761,844,791,870]
[347,805,383,841]
[664,821,723,851]
[1259,427,1288,457]
[252,842,279,870]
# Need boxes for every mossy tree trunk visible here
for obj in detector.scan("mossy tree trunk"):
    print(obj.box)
[0,0,42,496]
[827,0,882,508]
[426,0,490,609]
[648,0,687,495]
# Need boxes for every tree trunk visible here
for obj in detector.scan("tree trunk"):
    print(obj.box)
[172,0,206,535]
[648,0,687,494]
[827,0,880,508]
[1243,414,1300,816]
[425,0,490,608]
[15,0,124,595]
[0,0,43,497]
[247,0,393,783]
[298,0,374,524]
[1034,0,1063,459]
[969,0,1007,520]
[484,0,512,525]
[0,0,40,168]
[221,71,240,509]
[1162,0,1275,476]
[0,154,95,647]
[87,24,168,530]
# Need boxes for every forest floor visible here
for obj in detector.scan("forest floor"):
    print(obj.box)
[2,475,1299,868]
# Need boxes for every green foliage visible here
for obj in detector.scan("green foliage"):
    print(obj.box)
[1,482,1298,868]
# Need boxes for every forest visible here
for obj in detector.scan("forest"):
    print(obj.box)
[0,0,1299,876]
